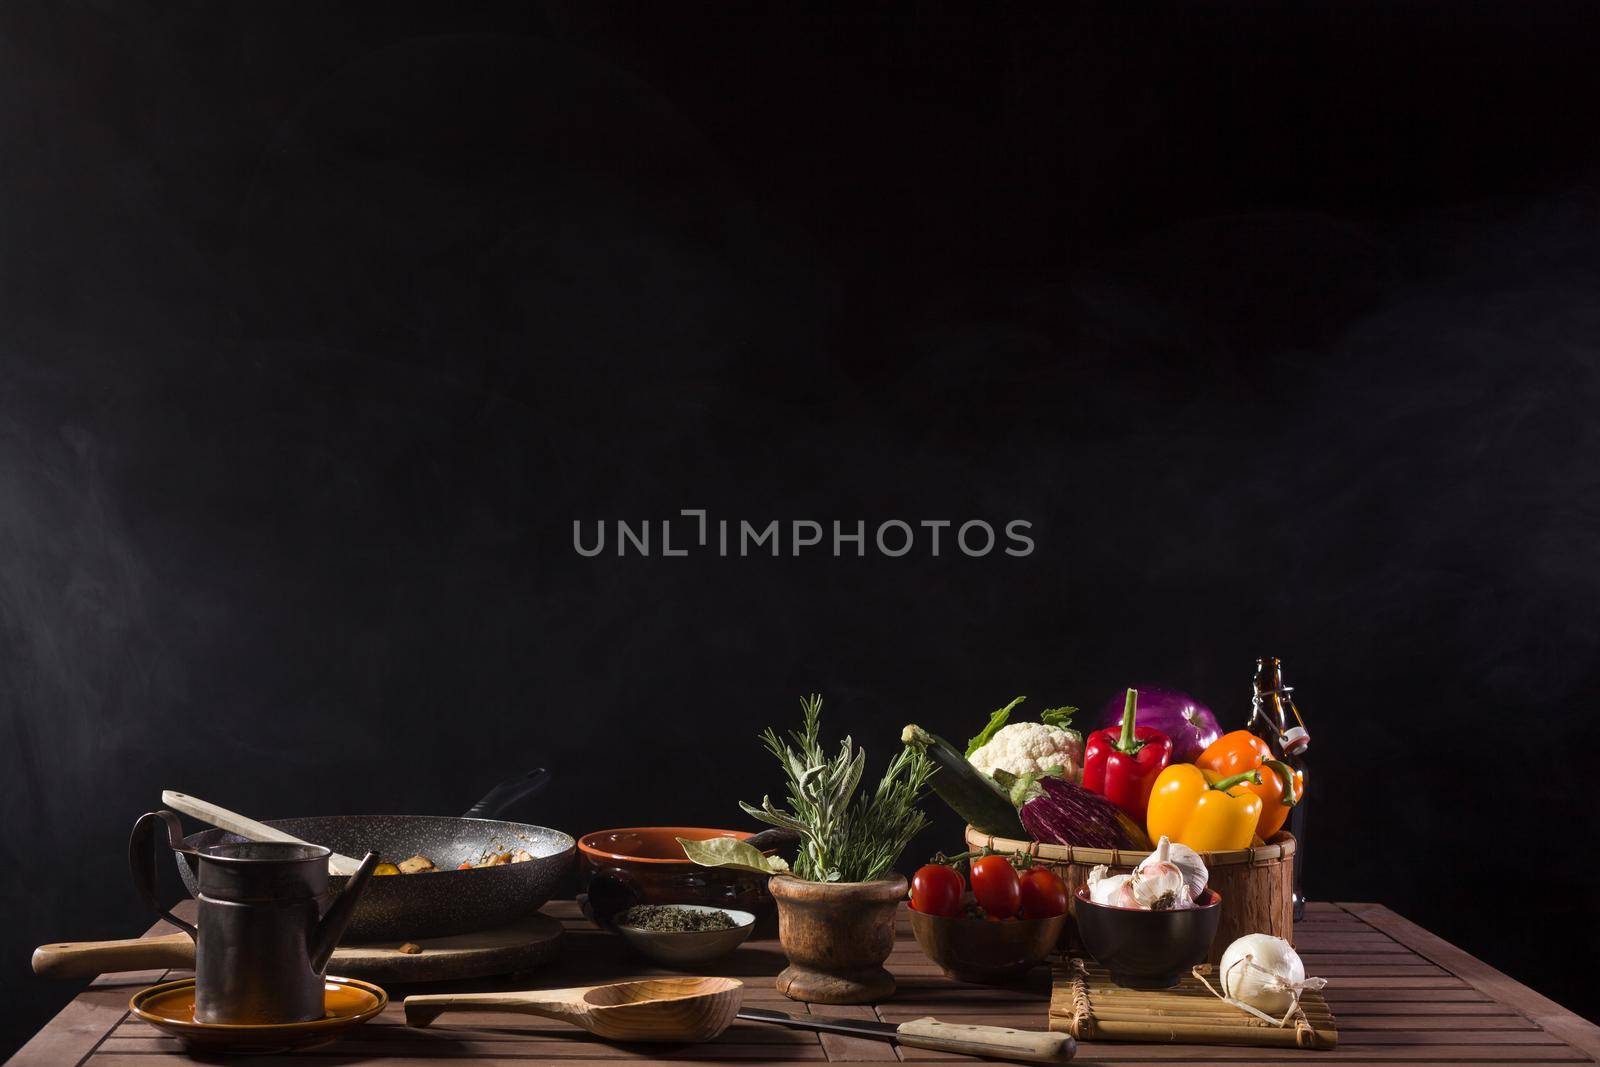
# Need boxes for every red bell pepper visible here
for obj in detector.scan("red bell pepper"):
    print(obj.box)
[1082,688,1173,822]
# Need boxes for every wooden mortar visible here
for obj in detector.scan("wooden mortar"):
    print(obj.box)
[767,874,907,1004]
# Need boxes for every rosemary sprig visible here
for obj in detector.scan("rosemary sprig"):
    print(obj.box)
[741,694,934,883]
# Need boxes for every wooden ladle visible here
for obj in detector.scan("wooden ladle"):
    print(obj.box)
[404,977,743,1043]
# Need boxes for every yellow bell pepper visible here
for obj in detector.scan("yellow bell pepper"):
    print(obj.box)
[1145,763,1264,852]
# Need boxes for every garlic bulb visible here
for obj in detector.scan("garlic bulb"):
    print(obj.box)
[1131,837,1191,910]
[1086,864,1137,908]
[1133,835,1208,905]
[1219,934,1327,1017]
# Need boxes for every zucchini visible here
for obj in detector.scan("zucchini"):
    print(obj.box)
[902,724,1027,838]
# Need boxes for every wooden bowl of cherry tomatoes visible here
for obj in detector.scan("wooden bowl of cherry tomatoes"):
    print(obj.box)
[906,855,1069,984]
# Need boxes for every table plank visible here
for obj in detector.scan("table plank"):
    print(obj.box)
[803,1004,901,1062]
[9,969,168,1067]
[1340,902,1600,1064]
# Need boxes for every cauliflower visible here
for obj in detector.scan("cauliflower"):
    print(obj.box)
[968,722,1083,782]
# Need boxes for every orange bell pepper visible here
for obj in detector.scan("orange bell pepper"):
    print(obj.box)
[1195,731,1301,839]
[1145,763,1264,851]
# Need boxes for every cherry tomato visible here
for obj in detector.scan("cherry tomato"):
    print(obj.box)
[909,864,964,918]
[1018,865,1068,919]
[970,855,1021,919]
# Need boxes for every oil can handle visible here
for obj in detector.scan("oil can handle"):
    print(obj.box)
[129,810,198,940]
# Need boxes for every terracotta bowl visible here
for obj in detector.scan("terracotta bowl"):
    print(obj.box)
[908,908,1069,984]
[1073,886,1222,989]
[577,828,776,930]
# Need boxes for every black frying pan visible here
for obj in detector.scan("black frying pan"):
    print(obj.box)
[176,770,574,941]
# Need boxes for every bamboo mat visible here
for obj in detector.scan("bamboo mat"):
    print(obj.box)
[1051,957,1339,1050]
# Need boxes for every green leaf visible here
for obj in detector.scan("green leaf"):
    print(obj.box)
[1040,706,1078,728]
[965,696,1027,757]
[989,766,1059,808]
[677,836,791,876]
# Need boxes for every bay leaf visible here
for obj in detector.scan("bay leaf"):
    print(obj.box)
[677,835,790,875]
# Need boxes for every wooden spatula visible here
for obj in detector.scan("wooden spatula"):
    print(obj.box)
[161,790,366,877]
[405,977,743,1042]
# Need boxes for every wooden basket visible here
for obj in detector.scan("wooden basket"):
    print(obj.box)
[964,826,1294,963]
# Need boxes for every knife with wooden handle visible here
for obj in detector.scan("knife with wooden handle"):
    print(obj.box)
[161,790,366,877]
[737,1008,1075,1062]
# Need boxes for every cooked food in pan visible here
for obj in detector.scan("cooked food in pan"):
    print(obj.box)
[372,847,538,875]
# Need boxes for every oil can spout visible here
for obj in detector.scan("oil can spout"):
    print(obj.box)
[310,852,379,971]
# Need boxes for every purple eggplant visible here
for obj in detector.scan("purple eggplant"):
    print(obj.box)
[1021,777,1151,851]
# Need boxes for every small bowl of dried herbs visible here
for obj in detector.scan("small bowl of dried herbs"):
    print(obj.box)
[612,904,756,965]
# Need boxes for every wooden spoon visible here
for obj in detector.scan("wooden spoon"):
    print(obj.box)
[161,790,366,877]
[404,977,743,1042]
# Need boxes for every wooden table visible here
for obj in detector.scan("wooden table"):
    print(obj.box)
[13,901,1599,1065]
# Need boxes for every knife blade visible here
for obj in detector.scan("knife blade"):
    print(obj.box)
[738,1007,900,1039]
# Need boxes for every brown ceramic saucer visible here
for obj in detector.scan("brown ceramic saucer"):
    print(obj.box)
[130,976,387,1055]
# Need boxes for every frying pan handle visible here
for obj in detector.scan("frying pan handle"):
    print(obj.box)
[128,811,199,940]
[462,768,551,819]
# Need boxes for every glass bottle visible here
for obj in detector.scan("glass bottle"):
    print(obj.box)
[1247,657,1310,920]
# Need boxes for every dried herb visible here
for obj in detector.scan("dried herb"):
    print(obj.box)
[616,905,737,933]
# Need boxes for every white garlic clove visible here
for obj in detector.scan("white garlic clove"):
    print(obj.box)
[1089,870,1134,907]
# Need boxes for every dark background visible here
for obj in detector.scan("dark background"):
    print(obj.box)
[4,1,1599,1055]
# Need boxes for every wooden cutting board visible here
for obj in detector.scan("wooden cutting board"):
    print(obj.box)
[34,912,563,985]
